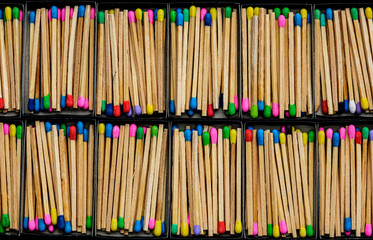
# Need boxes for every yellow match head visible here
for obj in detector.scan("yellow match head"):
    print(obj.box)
[296,129,301,133]
[234,220,242,233]
[361,97,369,110]
[279,132,286,144]
[157,9,164,22]
[366,7,373,19]
[9,124,16,137]
[210,8,217,20]
[5,7,12,21]
[302,132,308,146]
[300,9,307,19]
[318,130,325,144]
[180,222,189,237]
[51,208,57,225]
[190,6,196,17]
[254,7,259,16]
[247,7,253,19]
[99,123,105,134]
[273,225,280,238]
[135,8,142,20]
[111,219,118,232]
[147,104,154,115]
[109,9,114,14]
[230,129,237,144]
[300,227,307,238]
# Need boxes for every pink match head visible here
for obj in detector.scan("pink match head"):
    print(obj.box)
[3,124,9,135]
[70,8,74,19]
[113,125,120,138]
[149,218,155,229]
[91,7,95,19]
[281,126,286,133]
[201,8,207,21]
[128,11,135,23]
[19,10,23,21]
[44,214,51,225]
[62,8,65,21]
[210,127,217,144]
[28,219,35,231]
[57,8,61,20]
[253,223,258,236]
[187,213,190,225]
[319,127,324,132]
[272,103,279,117]
[48,9,51,21]
[326,128,333,139]
[348,125,356,139]
[35,217,39,231]
[278,15,285,27]
[242,97,249,112]
[279,220,287,234]
[340,127,346,140]
[285,111,290,118]
[345,231,351,236]
[148,9,154,24]
[84,98,89,110]
[48,224,54,232]
[78,97,85,108]
[142,127,147,136]
[365,224,372,237]
[234,95,239,110]
[129,124,137,137]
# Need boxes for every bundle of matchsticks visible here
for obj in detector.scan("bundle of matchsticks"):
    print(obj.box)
[319,126,373,237]
[27,5,94,113]
[245,127,314,238]
[171,125,242,236]
[242,7,312,119]
[169,6,238,117]
[315,8,373,116]
[96,8,166,117]
[0,123,22,233]
[97,123,168,236]
[24,121,94,234]
[0,7,22,114]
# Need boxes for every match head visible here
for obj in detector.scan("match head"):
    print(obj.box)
[98,11,105,23]
[61,124,67,136]
[9,124,16,137]
[70,8,73,19]
[362,127,369,140]
[76,121,84,135]
[64,221,72,233]
[190,6,196,18]
[344,217,352,232]
[300,227,306,238]
[272,103,279,117]
[274,8,280,19]
[57,8,61,20]
[128,11,135,23]
[307,13,311,23]
[3,124,8,135]
[135,8,142,21]
[366,7,373,19]
[111,219,118,232]
[365,224,372,237]
[78,5,85,18]
[223,126,230,139]
[51,208,57,225]
[19,10,23,21]
[183,8,189,22]
[314,9,320,20]
[181,222,189,237]
[279,220,287,234]
[1,214,9,228]
[218,221,225,234]
[146,104,153,115]
[118,217,124,229]
[12,7,19,20]
[308,130,315,143]
[0,10,3,21]
[201,8,207,21]
[105,124,113,138]
[326,128,333,139]
[295,13,302,27]
[98,123,105,135]
[210,127,217,144]
[326,8,333,20]
[57,215,65,229]
[78,97,85,108]
[38,218,45,231]
[272,129,279,144]
[356,131,362,144]
[134,105,141,115]
[289,104,296,117]
[318,130,325,145]
[300,8,307,19]
[16,125,22,139]
[205,13,212,26]
[29,11,36,24]
[196,124,203,136]
[150,125,158,138]
[282,7,289,18]
[5,7,11,21]
[235,220,242,234]
[176,12,183,26]
[136,126,144,139]
[171,224,178,235]
[356,102,362,114]
[225,6,232,18]
[247,7,253,20]
[43,122,51,133]
[348,125,356,139]
[51,6,58,19]
[250,105,258,118]
[279,132,286,144]
[69,126,77,140]
[242,97,249,112]
[340,127,346,140]
[176,8,182,14]
[44,214,51,225]
[210,8,216,20]
[302,132,308,146]
[90,7,95,19]
[278,15,285,27]
[273,225,280,238]
[112,126,119,139]
[228,102,236,116]
[230,129,237,144]
[257,129,264,146]
[245,129,252,142]
[263,105,271,118]
[333,132,340,147]
[351,8,359,20]
[28,218,35,231]
[157,9,164,22]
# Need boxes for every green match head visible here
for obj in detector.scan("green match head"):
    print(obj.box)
[308,130,315,142]
[170,10,176,23]
[282,7,289,18]
[118,217,124,229]
[306,225,313,237]
[320,13,326,27]
[362,127,369,139]
[183,8,189,22]
[43,94,51,110]
[250,105,259,118]
[274,8,281,20]
[171,224,178,235]
[228,103,236,116]
[16,125,23,139]
[2,214,9,228]
[101,100,107,112]
[136,126,144,139]
[151,125,159,137]
[202,132,210,146]
[351,8,358,20]
[12,7,19,20]
[314,9,320,19]
[86,216,92,229]
[225,6,232,18]
[0,223,3,233]
[223,126,230,139]
[98,11,105,24]
[289,104,296,117]
[267,224,273,237]
[61,124,67,136]
[263,105,271,118]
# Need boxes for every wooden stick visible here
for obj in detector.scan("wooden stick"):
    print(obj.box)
[197,129,207,229]
[314,10,321,112]
[230,129,236,234]
[202,13,211,116]
[356,131,362,236]
[222,7,231,110]
[171,128,179,233]
[287,133,300,230]
[66,6,78,108]
[179,131,188,236]
[189,8,200,111]
[361,127,368,233]
[144,12,153,115]
[197,9,206,111]
[250,14,259,118]
[257,8,265,114]
[149,10,158,112]
[117,124,129,230]
[279,15,285,118]
[218,128,225,234]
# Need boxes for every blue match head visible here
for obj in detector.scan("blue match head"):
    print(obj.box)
[67,126,71,138]
[272,129,279,144]
[257,129,264,146]
[176,8,182,14]
[0,10,4,21]
[326,8,333,20]
[29,11,35,23]
[356,128,360,132]
[60,95,66,108]
[332,132,340,147]
[56,124,60,133]
[154,9,158,20]
[169,100,175,114]
[176,12,183,26]
[23,217,28,230]
[248,126,253,131]
[294,13,301,27]
[196,124,203,136]
[77,121,84,135]
[78,5,85,18]
[344,217,351,231]
[106,103,113,116]
[134,220,141,232]
[40,97,44,111]
[258,101,264,111]
[307,13,310,23]
[28,99,35,111]
[105,123,113,138]
[38,218,45,231]
[344,100,349,112]
[190,97,197,110]
[171,126,177,136]
[161,221,165,234]
[83,129,88,142]
[57,215,65,229]
[64,221,72,233]
[205,13,212,26]
[51,6,58,19]
[45,122,52,133]
[184,129,192,141]
[187,109,194,116]
[370,130,373,141]
[34,98,40,112]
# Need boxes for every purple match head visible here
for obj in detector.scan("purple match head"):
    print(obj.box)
[134,105,141,115]
[369,130,373,141]
[356,102,362,114]
[194,225,201,235]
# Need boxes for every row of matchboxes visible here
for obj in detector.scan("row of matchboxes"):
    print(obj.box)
[1,2,373,119]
